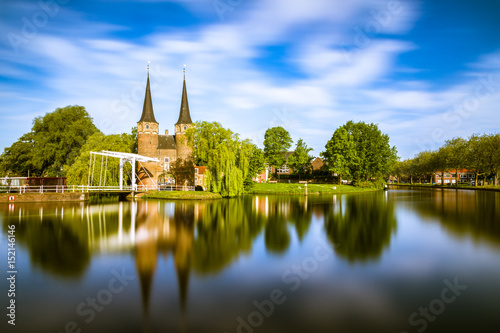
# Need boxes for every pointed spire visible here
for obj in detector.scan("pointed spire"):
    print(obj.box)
[176,65,192,125]
[138,62,157,123]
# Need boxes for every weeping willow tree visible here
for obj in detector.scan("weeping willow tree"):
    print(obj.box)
[186,121,261,197]
[66,132,136,186]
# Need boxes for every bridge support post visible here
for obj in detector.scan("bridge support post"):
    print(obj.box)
[119,158,124,190]
[131,157,136,190]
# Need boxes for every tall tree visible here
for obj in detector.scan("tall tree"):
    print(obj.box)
[479,134,500,185]
[287,139,314,176]
[0,105,99,177]
[464,134,488,186]
[323,121,397,182]
[237,140,265,185]
[186,121,245,197]
[443,137,467,184]
[321,127,358,184]
[263,126,293,176]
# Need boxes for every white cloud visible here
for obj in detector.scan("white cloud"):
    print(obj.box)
[1,0,499,160]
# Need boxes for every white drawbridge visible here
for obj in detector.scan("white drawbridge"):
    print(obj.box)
[88,150,159,190]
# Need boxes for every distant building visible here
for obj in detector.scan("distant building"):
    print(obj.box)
[254,154,324,182]
[311,157,324,171]
[136,66,195,187]
[434,169,474,184]
[194,166,207,188]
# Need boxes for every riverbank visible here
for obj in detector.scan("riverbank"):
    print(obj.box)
[389,183,500,192]
[142,191,222,200]
[246,183,381,195]
[0,192,88,203]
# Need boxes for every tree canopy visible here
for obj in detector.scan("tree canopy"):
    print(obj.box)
[263,126,293,173]
[287,138,313,176]
[322,121,398,182]
[396,133,500,186]
[0,105,99,177]
[66,132,136,186]
[186,121,263,197]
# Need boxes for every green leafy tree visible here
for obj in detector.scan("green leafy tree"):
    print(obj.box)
[186,121,246,197]
[321,127,358,184]
[344,121,397,181]
[263,127,293,177]
[287,139,313,176]
[0,132,35,176]
[481,134,500,185]
[237,140,265,187]
[0,105,99,176]
[442,137,467,184]
[66,132,135,186]
[322,121,397,183]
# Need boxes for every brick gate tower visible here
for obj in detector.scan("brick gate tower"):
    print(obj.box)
[137,64,194,187]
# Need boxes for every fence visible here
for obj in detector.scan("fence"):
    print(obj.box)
[0,184,195,193]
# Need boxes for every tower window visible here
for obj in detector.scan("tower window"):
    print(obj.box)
[183,126,187,130]
[145,124,150,130]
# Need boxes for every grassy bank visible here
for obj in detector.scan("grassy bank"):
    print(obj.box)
[142,191,222,200]
[246,183,381,195]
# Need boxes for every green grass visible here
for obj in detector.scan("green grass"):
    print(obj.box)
[142,191,222,200]
[246,183,381,195]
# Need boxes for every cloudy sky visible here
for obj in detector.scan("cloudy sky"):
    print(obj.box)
[1,0,499,159]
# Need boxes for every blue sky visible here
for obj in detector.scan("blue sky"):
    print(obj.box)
[1,0,499,159]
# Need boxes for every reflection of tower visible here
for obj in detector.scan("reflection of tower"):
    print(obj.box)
[133,200,195,330]
[173,203,194,313]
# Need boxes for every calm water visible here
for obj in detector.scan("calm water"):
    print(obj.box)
[1,189,500,333]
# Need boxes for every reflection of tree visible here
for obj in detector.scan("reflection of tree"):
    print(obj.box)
[2,204,90,278]
[324,193,397,263]
[285,196,312,241]
[264,197,290,254]
[193,198,266,273]
[409,190,500,247]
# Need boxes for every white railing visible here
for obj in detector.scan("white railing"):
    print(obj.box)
[0,184,195,193]
[1,185,73,193]
[141,184,195,192]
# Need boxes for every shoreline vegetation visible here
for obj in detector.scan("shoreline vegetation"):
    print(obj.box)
[390,183,500,192]
[142,183,382,200]
[245,183,381,195]
[142,191,222,200]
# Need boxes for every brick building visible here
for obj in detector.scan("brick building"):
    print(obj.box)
[137,66,198,187]
[254,154,324,182]
[434,169,475,184]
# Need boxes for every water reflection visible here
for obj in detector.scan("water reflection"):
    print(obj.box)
[324,192,397,263]
[397,189,500,247]
[2,189,500,333]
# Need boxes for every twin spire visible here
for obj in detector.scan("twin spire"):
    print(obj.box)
[138,62,192,125]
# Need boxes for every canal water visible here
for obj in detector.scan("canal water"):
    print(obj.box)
[1,189,499,333]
